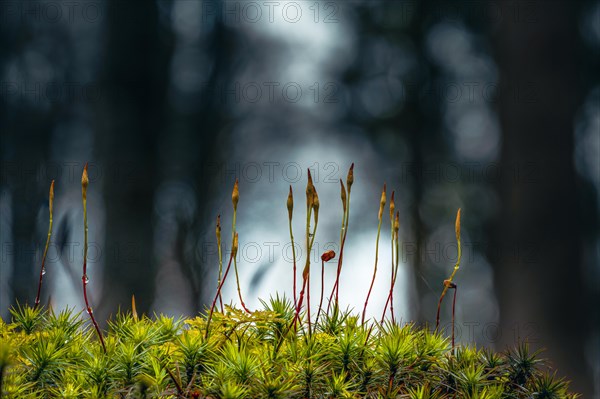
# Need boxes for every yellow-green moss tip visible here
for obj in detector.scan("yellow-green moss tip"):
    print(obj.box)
[81,163,89,189]
[378,183,387,220]
[287,185,293,219]
[346,163,354,189]
[49,180,55,214]
[232,179,239,210]
[131,294,138,321]
[455,208,461,241]
[389,190,395,222]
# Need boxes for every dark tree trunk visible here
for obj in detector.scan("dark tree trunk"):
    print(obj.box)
[490,1,591,395]
[4,122,51,306]
[95,0,173,317]
[0,20,52,308]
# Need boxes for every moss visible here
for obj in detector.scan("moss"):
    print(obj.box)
[0,301,578,398]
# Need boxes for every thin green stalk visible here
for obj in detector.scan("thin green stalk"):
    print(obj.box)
[388,194,396,323]
[333,181,348,304]
[315,258,324,327]
[315,250,334,327]
[216,215,223,312]
[340,182,346,252]
[436,209,462,331]
[329,163,353,313]
[307,255,311,335]
[34,180,54,310]
[292,204,313,329]
[81,163,106,353]
[451,283,457,351]
[293,219,317,323]
[293,170,318,331]
[287,186,297,309]
[382,222,401,324]
[381,191,396,322]
[326,181,346,317]
[231,179,251,313]
[390,212,400,322]
[362,184,386,325]
[335,164,353,303]
[206,233,238,339]
[304,203,319,334]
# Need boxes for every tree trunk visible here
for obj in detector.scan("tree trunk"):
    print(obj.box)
[490,1,591,395]
[95,0,173,317]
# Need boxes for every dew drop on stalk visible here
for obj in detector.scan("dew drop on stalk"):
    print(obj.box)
[83,275,89,284]
[41,267,46,275]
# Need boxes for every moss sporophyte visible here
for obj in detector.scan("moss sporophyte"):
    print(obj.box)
[0,163,579,398]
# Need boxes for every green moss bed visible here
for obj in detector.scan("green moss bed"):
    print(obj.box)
[0,299,577,398]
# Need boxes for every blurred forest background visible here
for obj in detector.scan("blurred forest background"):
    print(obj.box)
[0,0,598,395]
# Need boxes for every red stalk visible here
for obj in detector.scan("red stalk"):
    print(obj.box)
[206,233,237,338]
[362,184,386,325]
[81,164,106,353]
